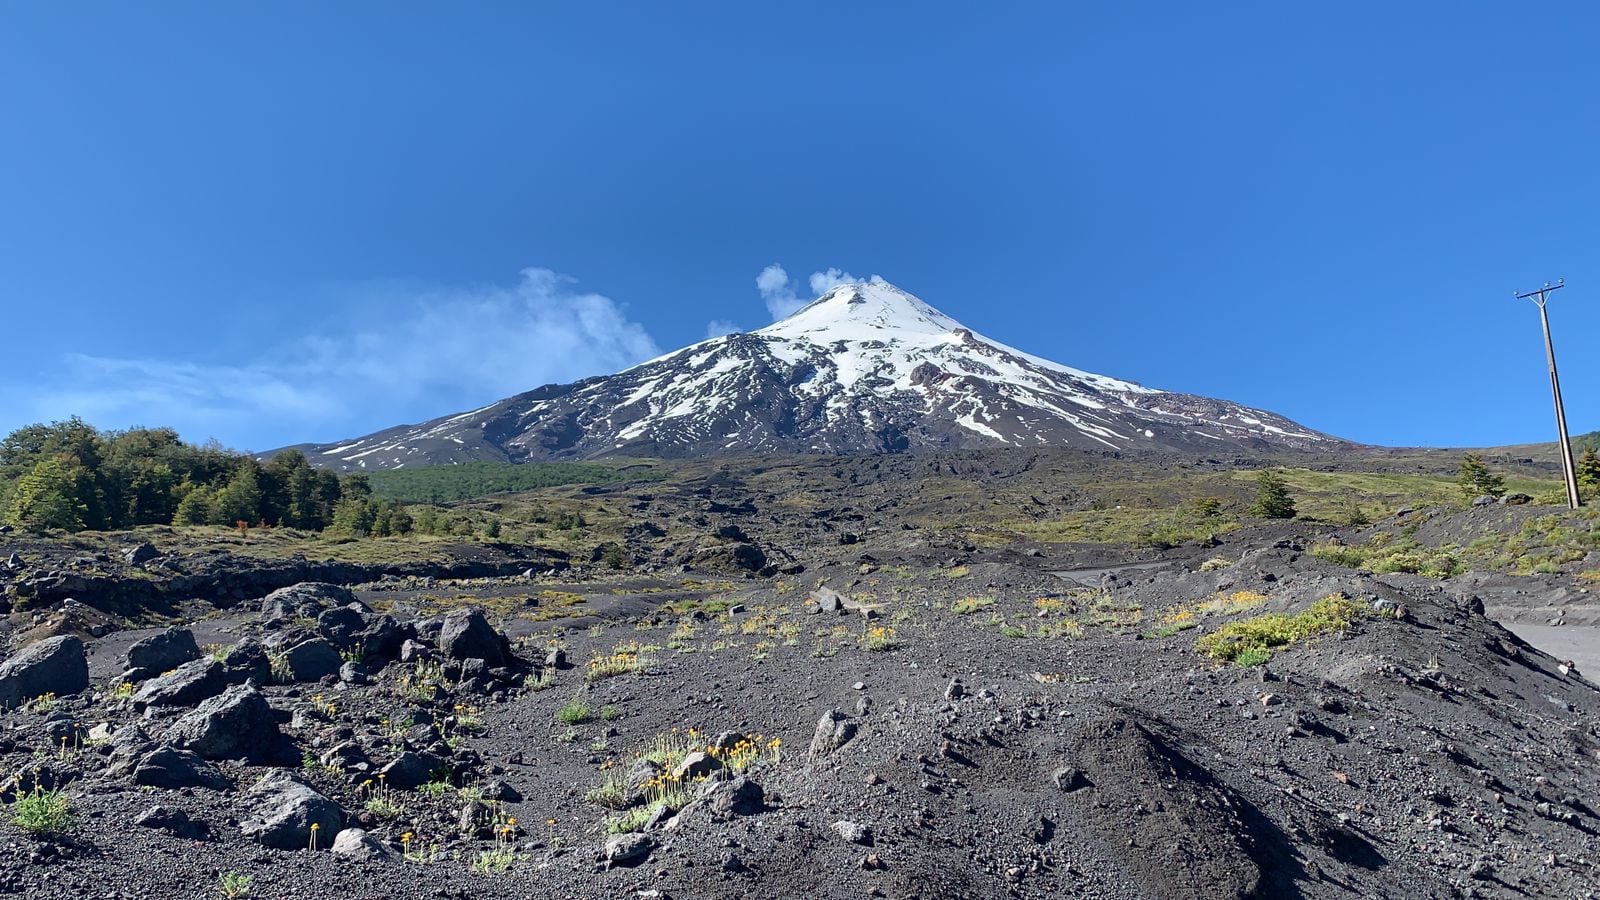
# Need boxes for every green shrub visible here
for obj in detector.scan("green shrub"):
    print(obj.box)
[11,784,71,834]
[1196,595,1363,666]
[555,699,593,725]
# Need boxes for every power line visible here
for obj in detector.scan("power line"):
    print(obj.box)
[1513,278,1581,509]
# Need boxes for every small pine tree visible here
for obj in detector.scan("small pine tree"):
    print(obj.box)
[1248,470,1296,519]
[1577,447,1600,501]
[1457,453,1505,499]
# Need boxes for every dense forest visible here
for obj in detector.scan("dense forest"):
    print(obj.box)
[0,418,408,535]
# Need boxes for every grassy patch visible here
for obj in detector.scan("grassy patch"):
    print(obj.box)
[585,641,653,682]
[950,596,995,615]
[1012,506,1237,549]
[10,784,71,835]
[1195,594,1363,666]
[556,699,593,725]
[369,460,664,502]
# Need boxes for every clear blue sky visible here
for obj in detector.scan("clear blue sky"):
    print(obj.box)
[3,3,1597,451]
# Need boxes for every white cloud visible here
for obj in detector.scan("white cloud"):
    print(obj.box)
[704,319,742,339]
[11,267,662,450]
[757,263,883,322]
[808,267,860,296]
[756,263,806,320]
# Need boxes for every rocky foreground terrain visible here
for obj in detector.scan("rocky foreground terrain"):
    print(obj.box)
[1,450,1598,899]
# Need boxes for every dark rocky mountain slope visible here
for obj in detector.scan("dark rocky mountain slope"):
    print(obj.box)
[281,280,1350,470]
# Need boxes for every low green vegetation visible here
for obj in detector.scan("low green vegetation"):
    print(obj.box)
[1314,512,1600,577]
[1011,504,1238,549]
[1196,594,1363,666]
[1311,533,1464,578]
[556,699,593,724]
[218,871,253,900]
[368,460,662,502]
[10,782,71,834]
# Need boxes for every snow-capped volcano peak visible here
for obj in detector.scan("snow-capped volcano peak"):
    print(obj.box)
[280,278,1347,470]
[760,280,962,340]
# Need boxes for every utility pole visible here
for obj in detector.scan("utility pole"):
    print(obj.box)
[1514,279,1582,509]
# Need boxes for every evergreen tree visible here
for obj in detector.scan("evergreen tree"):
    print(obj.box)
[1577,447,1600,499]
[172,484,217,525]
[1248,469,1296,519]
[4,456,92,530]
[1457,453,1505,499]
[331,496,376,536]
[214,462,264,525]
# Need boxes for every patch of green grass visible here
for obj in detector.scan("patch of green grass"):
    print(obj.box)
[368,460,664,502]
[943,565,972,579]
[11,784,71,834]
[1196,594,1364,666]
[1311,535,1463,578]
[1012,506,1237,549]
[950,596,995,615]
[556,699,593,725]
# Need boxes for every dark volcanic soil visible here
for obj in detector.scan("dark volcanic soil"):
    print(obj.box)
[1,451,1598,900]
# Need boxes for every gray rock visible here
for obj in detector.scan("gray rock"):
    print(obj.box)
[832,820,873,845]
[133,804,205,839]
[319,741,372,775]
[808,708,856,761]
[0,635,88,709]
[121,543,160,566]
[379,750,446,790]
[339,661,367,684]
[603,832,656,867]
[133,659,229,709]
[399,639,430,663]
[808,586,845,613]
[1052,767,1090,792]
[240,771,344,850]
[331,827,395,861]
[218,638,272,684]
[261,582,357,628]
[168,685,286,762]
[277,636,342,683]
[439,608,507,666]
[479,778,522,803]
[127,626,200,674]
[704,775,765,816]
[133,745,231,790]
[672,750,723,782]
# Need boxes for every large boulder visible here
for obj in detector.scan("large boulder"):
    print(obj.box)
[378,750,446,790]
[240,772,344,850]
[168,685,287,762]
[260,583,358,628]
[276,636,342,683]
[0,636,88,709]
[438,608,507,666]
[132,745,231,790]
[318,606,408,661]
[218,638,272,684]
[127,626,201,674]
[133,659,229,710]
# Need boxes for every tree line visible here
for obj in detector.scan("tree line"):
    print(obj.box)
[0,418,410,535]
